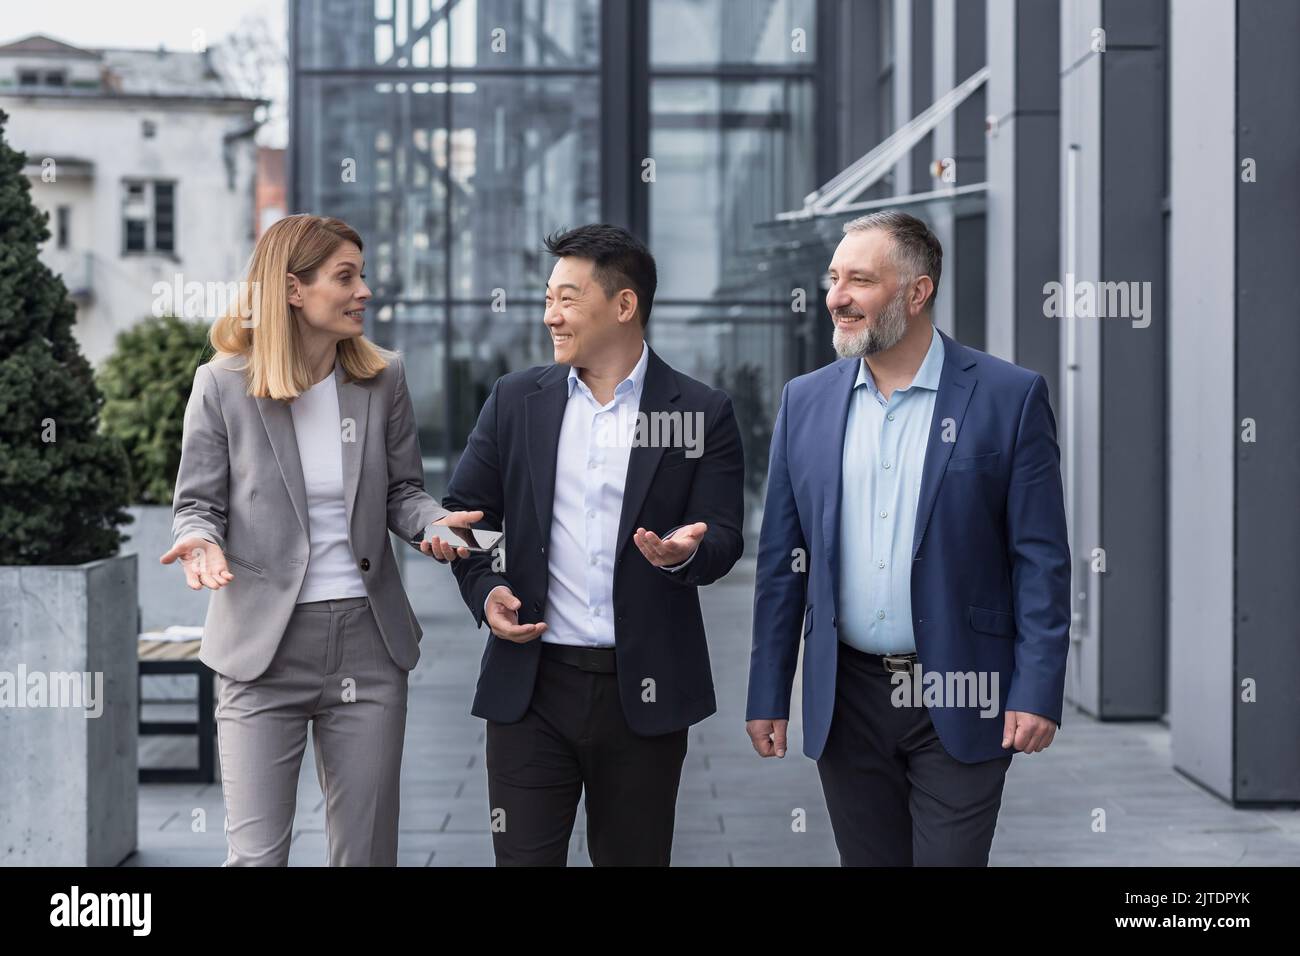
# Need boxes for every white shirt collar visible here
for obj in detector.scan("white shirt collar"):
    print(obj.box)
[567,339,649,404]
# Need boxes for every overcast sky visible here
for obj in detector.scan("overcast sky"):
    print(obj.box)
[1,0,284,52]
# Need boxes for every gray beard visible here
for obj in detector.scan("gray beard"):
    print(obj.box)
[832,287,910,359]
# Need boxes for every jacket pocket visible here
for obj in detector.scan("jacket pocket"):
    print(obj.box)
[968,604,1015,637]
[946,450,1001,472]
[224,551,264,575]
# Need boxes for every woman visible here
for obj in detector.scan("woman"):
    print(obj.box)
[161,214,476,866]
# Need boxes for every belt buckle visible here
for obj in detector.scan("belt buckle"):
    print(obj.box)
[882,654,915,676]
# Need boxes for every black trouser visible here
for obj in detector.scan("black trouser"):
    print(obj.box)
[485,642,689,866]
[816,640,1013,866]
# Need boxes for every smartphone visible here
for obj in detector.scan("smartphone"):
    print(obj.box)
[421,522,504,554]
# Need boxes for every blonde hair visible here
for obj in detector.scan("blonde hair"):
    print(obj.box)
[211,214,392,400]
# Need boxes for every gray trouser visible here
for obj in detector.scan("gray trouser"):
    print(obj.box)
[214,596,408,866]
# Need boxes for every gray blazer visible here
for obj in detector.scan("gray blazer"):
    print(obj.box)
[171,352,449,681]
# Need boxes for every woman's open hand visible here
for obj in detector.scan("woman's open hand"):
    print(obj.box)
[160,536,234,590]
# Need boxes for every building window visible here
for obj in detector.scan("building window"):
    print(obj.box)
[154,183,175,252]
[56,206,70,250]
[647,0,818,479]
[122,181,177,255]
[16,70,66,89]
[142,119,157,139]
[293,0,601,464]
[291,0,823,488]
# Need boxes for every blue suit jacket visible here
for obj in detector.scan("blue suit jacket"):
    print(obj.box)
[746,328,1071,764]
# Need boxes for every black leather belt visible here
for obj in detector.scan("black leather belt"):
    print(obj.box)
[839,640,919,676]
[541,641,618,673]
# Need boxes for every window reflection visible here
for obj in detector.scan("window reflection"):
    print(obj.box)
[294,0,821,494]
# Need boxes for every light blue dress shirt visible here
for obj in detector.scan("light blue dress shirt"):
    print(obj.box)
[837,325,945,655]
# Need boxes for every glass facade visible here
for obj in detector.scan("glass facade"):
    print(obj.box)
[291,0,828,500]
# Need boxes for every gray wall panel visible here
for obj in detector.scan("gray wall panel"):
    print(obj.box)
[1099,7,1167,719]
[1168,0,1235,801]
[1234,0,1300,802]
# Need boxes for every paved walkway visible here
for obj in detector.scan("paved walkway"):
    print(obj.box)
[130,552,1300,866]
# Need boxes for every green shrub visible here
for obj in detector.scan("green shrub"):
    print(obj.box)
[99,315,213,505]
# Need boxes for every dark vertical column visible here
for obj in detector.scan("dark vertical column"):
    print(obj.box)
[600,0,648,240]
[841,0,883,168]
[1234,0,1300,802]
[1011,0,1060,402]
[953,0,986,184]
[1097,0,1167,718]
[287,0,300,213]
[953,0,986,347]
[954,215,986,351]
[814,0,842,184]
[909,0,934,193]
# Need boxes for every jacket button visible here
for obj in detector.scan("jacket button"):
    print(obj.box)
[532,601,541,613]
[359,558,370,571]
[832,615,838,628]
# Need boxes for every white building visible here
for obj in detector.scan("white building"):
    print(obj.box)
[0,34,263,365]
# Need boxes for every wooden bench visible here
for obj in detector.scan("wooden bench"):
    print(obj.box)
[137,637,215,783]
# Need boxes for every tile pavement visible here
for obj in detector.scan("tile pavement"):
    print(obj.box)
[128,551,1300,867]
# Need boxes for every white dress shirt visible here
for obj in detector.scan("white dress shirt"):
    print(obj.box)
[537,342,693,646]
[289,362,368,604]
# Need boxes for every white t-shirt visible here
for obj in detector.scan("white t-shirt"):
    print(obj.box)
[289,364,368,604]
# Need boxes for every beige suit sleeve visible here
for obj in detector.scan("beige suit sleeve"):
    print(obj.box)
[386,355,449,550]
[172,364,230,551]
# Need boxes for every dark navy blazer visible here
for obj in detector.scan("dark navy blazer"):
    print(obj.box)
[444,346,746,736]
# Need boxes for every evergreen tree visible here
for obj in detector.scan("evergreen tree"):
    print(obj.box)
[0,108,131,565]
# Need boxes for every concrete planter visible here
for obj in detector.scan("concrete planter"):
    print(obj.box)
[122,504,209,631]
[0,554,139,866]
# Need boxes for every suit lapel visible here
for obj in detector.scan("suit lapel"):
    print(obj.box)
[822,358,860,594]
[253,359,371,541]
[255,395,310,538]
[614,347,680,561]
[523,348,681,561]
[911,328,977,559]
[335,360,370,532]
[524,363,570,548]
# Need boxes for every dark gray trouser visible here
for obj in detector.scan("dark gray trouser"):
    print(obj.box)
[214,596,408,866]
[816,640,1013,866]
[485,650,689,866]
